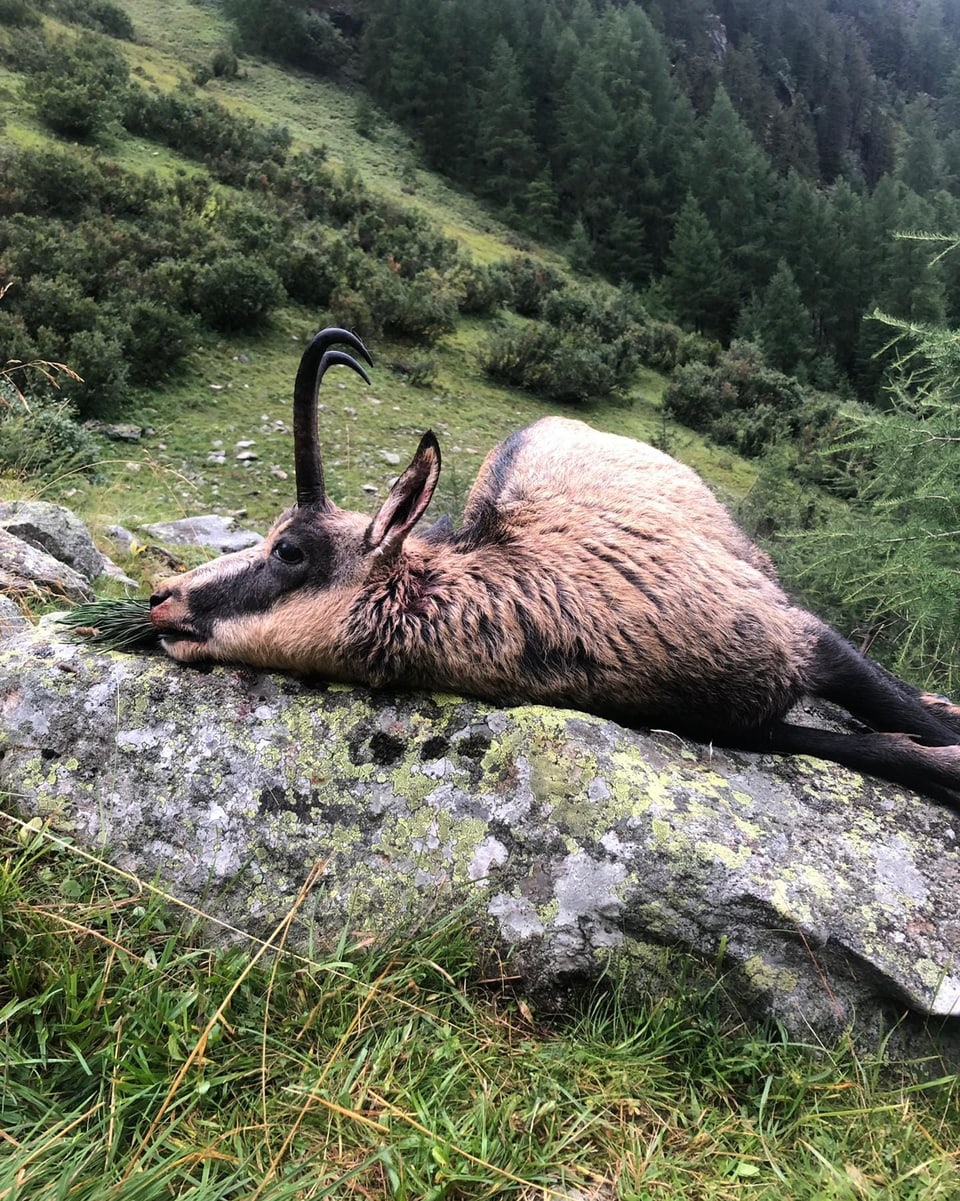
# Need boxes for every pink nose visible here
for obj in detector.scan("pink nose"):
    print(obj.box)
[149,593,172,625]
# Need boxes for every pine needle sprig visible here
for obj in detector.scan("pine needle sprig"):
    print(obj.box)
[59,598,158,652]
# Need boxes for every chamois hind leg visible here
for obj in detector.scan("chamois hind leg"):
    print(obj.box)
[759,722,960,808]
[870,659,960,739]
[803,626,960,747]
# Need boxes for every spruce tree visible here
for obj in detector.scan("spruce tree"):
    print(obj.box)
[754,259,815,377]
[663,193,730,337]
[476,37,537,213]
[553,41,617,239]
[692,87,776,306]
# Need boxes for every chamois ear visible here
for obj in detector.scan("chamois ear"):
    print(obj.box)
[365,431,441,557]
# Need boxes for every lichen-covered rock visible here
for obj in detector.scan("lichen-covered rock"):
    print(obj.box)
[0,500,108,582]
[0,595,29,639]
[0,528,94,603]
[2,619,960,1055]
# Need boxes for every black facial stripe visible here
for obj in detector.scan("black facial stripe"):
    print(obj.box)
[185,529,337,635]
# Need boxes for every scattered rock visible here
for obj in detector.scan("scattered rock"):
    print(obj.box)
[140,514,262,553]
[83,421,147,443]
[0,528,93,603]
[0,500,107,583]
[379,451,402,466]
[104,525,139,556]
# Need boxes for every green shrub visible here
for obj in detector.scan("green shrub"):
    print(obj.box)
[631,319,718,372]
[110,299,197,383]
[221,0,349,76]
[540,283,642,340]
[122,85,291,179]
[0,307,39,366]
[190,254,284,332]
[662,340,808,457]
[482,322,633,403]
[61,324,130,416]
[0,395,99,476]
[210,45,240,79]
[276,234,358,307]
[450,260,513,315]
[501,255,566,317]
[15,273,97,338]
[30,34,129,140]
[48,0,135,39]
[379,271,459,345]
[0,0,40,27]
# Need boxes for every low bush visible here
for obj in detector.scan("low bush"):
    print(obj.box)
[482,322,635,403]
[46,0,135,39]
[663,340,810,457]
[0,394,99,476]
[0,0,40,27]
[190,254,284,332]
[29,33,129,141]
[450,260,513,315]
[501,255,566,317]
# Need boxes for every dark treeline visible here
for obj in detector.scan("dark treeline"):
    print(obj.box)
[224,0,960,398]
[358,0,960,394]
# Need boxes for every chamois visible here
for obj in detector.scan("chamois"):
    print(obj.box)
[150,327,960,806]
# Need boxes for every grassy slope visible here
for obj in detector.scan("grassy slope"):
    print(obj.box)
[3,0,754,576]
[3,5,958,1198]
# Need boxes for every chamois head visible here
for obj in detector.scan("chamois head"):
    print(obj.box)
[150,328,440,672]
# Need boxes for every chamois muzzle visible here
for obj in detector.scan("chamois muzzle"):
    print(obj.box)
[293,327,372,509]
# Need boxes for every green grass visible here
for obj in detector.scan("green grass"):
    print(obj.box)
[1,814,958,1200]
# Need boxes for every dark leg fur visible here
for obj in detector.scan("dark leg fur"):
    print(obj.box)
[757,723,960,808]
[725,625,960,804]
[805,627,960,747]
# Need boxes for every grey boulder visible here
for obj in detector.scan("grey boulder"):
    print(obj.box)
[140,514,262,553]
[1,618,959,1057]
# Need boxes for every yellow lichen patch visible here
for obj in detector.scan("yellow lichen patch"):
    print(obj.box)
[741,953,799,996]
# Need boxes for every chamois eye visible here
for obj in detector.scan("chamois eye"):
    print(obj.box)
[272,539,304,565]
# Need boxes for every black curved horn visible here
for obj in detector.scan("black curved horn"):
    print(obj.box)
[293,327,372,509]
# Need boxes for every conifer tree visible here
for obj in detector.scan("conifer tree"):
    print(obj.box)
[476,37,537,214]
[802,291,960,688]
[663,193,730,336]
[553,41,617,239]
[899,99,944,200]
[753,259,815,377]
[692,87,776,304]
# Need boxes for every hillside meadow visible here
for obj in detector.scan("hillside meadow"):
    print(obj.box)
[1,2,960,1198]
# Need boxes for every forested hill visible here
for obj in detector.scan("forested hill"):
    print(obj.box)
[3,0,960,687]
[228,0,960,397]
